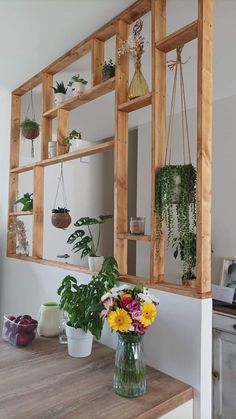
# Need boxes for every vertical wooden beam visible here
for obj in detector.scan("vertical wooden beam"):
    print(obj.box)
[57,109,69,155]
[92,39,104,86]
[150,0,166,282]
[196,0,213,294]
[114,20,129,275]
[41,73,53,160]
[32,166,44,258]
[7,94,21,255]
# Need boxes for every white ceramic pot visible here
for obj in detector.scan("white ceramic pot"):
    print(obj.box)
[66,324,93,358]
[69,139,89,153]
[71,82,85,97]
[88,256,104,272]
[38,302,62,337]
[54,92,66,105]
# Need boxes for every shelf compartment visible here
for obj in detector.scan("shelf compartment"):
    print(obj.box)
[118,92,152,112]
[9,211,33,216]
[117,233,151,242]
[43,77,116,119]
[156,20,198,53]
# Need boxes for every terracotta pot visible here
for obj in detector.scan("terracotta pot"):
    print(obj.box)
[22,126,39,140]
[51,212,71,229]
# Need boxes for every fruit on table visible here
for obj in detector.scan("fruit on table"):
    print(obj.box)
[3,314,38,347]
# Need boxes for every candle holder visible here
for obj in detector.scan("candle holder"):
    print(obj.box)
[129,217,145,235]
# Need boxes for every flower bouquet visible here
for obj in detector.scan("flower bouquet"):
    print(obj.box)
[101,284,159,397]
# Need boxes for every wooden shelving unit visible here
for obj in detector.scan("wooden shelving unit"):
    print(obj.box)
[9,211,33,216]
[7,0,213,299]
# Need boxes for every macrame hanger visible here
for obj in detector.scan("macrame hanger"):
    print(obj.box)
[53,162,68,209]
[165,46,192,166]
[25,90,37,158]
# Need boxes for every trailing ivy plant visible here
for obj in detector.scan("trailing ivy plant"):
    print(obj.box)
[67,215,113,258]
[173,232,196,279]
[57,256,119,339]
[155,164,196,273]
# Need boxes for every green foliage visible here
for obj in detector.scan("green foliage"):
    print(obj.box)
[155,164,196,274]
[173,232,196,278]
[102,58,116,71]
[20,118,39,130]
[51,81,67,94]
[67,215,113,258]
[15,192,33,212]
[52,207,70,214]
[68,74,88,86]
[57,256,119,339]
[62,129,82,146]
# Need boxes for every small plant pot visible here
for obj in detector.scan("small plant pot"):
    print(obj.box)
[69,139,90,153]
[102,67,115,81]
[54,93,66,105]
[71,82,86,97]
[182,276,196,288]
[66,324,93,358]
[51,212,71,229]
[21,126,39,140]
[88,256,104,272]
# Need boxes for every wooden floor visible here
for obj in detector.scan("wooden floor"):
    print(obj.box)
[0,337,192,419]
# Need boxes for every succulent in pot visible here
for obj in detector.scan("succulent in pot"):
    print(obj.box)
[51,207,71,229]
[68,74,88,97]
[67,215,113,272]
[101,59,116,81]
[173,232,196,287]
[62,129,82,153]
[51,81,67,105]
[20,118,39,140]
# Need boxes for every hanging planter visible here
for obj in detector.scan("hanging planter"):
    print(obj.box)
[155,47,197,284]
[51,163,71,230]
[20,90,40,158]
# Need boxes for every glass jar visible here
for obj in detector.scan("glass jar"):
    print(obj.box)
[59,311,68,344]
[129,217,145,235]
[48,141,57,158]
[113,333,146,398]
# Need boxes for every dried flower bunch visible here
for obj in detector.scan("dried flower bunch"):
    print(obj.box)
[118,19,145,64]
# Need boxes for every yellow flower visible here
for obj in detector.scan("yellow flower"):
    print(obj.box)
[140,302,157,327]
[121,293,132,299]
[108,308,132,332]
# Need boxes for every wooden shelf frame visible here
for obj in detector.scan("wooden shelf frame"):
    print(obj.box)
[7,0,213,299]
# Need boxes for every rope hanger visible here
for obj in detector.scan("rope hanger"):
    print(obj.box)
[53,162,68,209]
[165,46,192,166]
[24,90,37,158]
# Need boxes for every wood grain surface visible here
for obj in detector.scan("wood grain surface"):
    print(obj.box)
[0,338,192,419]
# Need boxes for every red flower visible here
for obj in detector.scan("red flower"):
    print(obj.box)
[119,294,133,308]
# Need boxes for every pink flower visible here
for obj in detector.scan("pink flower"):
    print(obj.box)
[131,310,142,321]
[120,295,133,308]
[103,297,114,310]
[127,300,140,312]
[133,321,146,334]
[100,309,109,320]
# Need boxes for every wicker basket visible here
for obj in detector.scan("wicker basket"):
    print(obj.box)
[51,212,71,229]
[22,126,39,140]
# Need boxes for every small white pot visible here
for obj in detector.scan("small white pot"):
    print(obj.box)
[66,324,93,358]
[88,256,104,272]
[54,92,66,105]
[69,139,91,153]
[71,82,86,97]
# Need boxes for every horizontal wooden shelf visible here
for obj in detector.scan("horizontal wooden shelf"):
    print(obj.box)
[43,77,115,119]
[117,233,151,242]
[10,141,114,173]
[9,211,33,216]
[118,92,152,112]
[156,20,198,53]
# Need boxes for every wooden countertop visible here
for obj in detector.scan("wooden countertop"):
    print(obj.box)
[0,338,192,419]
[213,302,236,317]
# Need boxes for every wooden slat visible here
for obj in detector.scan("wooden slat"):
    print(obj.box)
[118,92,152,112]
[114,20,129,276]
[10,162,35,174]
[92,39,104,86]
[43,77,115,119]
[41,73,53,160]
[57,109,69,155]
[196,0,213,294]
[150,0,166,282]
[32,166,44,258]
[156,20,198,53]
[117,233,151,242]
[9,211,33,217]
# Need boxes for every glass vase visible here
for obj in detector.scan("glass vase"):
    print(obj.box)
[128,62,149,100]
[113,332,146,398]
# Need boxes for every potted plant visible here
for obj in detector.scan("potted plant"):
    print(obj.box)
[68,74,88,96]
[20,118,39,141]
[51,207,71,229]
[57,256,119,357]
[67,215,113,272]
[155,163,196,256]
[51,81,67,105]
[173,232,196,287]
[62,129,82,153]
[15,192,33,212]
[101,59,116,81]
